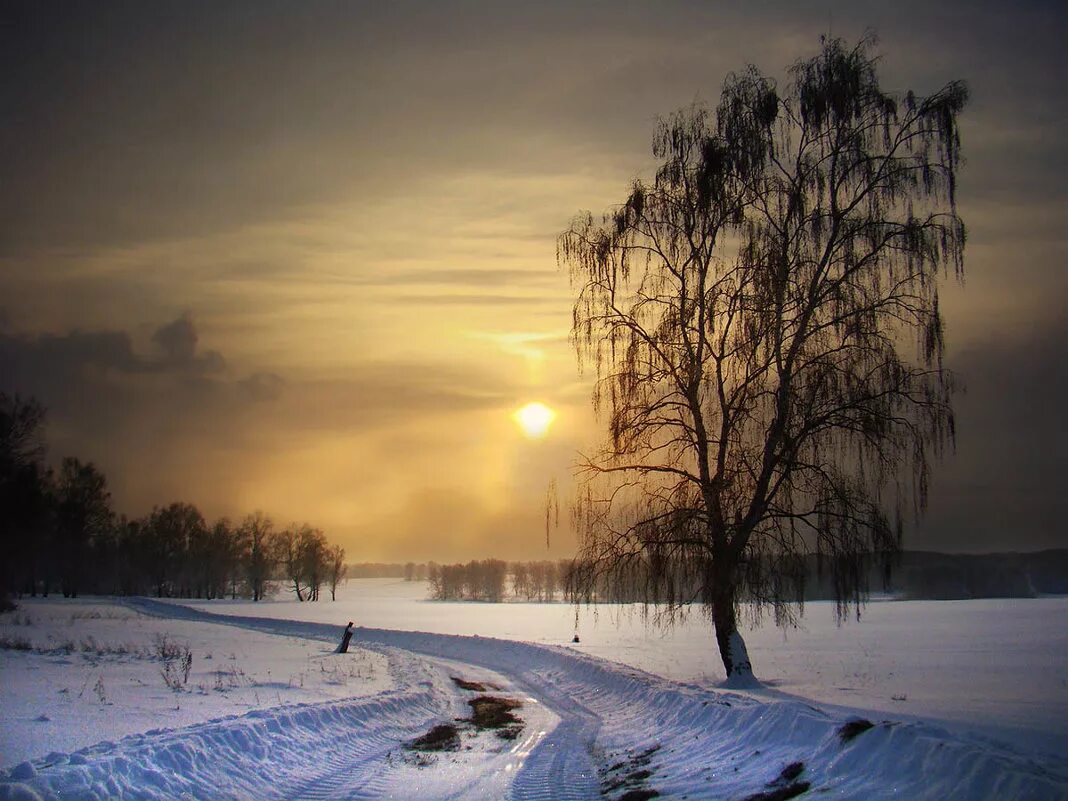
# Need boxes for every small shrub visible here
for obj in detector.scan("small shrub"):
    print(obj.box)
[213,665,250,691]
[152,633,185,661]
[70,609,133,621]
[155,634,193,691]
[0,634,32,651]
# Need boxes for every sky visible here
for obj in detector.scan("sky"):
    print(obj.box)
[1,0,1065,560]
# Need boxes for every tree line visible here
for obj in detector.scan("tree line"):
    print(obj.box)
[427,559,580,602]
[0,393,346,604]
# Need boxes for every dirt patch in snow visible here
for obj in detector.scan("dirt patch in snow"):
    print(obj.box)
[466,695,521,729]
[407,723,461,753]
[450,676,500,692]
[601,744,660,800]
[406,693,525,759]
[838,718,875,743]
[465,694,524,739]
[740,760,810,801]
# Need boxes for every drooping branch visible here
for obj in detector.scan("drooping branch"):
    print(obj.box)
[561,36,966,676]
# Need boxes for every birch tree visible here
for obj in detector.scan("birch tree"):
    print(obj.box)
[560,36,967,681]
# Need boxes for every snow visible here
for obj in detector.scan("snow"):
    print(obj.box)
[2,583,1067,800]
[175,579,1068,756]
[0,597,390,766]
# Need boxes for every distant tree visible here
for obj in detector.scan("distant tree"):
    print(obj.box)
[327,544,346,601]
[89,516,123,595]
[480,559,508,602]
[527,561,558,602]
[0,394,53,600]
[298,525,329,601]
[427,560,512,602]
[0,393,44,459]
[439,564,465,600]
[203,518,240,600]
[240,512,274,602]
[54,458,113,598]
[511,562,531,599]
[274,527,307,601]
[143,502,207,597]
[404,561,416,582]
[559,559,581,603]
[116,515,150,596]
[428,562,443,599]
[560,36,967,680]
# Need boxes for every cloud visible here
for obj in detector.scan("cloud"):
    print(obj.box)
[0,314,235,386]
[397,294,560,308]
[152,314,195,364]
[2,1,1066,557]
[912,316,1068,551]
[238,372,286,402]
[355,268,560,288]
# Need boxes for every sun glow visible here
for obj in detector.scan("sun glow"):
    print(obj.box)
[513,402,556,438]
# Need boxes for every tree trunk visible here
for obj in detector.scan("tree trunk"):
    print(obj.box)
[712,587,754,684]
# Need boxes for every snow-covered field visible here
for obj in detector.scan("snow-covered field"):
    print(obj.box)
[2,580,1067,800]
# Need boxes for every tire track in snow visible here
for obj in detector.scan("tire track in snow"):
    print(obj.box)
[280,650,443,801]
[0,681,449,801]
[123,598,607,800]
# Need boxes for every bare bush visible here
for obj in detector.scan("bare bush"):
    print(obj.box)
[154,633,193,691]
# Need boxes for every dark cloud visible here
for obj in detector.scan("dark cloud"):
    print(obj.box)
[0,314,281,465]
[151,314,226,374]
[152,314,197,365]
[238,372,286,403]
[0,329,139,379]
[912,317,1068,551]
[5,0,1058,256]
[0,314,232,388]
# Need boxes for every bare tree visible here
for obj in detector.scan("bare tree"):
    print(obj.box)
[274,527,306,601]
[204,518,240,600]
[0,394,52,601]
[298,525,328,601]
[560,36,967,681]
[54,458,113,598]
[327,544,346,601]
[428,562,443,599]
[511,562,530,599]
[240,512,274,602]
[140,502,207,597]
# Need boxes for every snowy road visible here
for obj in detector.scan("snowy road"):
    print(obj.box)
[3,597,1067,800]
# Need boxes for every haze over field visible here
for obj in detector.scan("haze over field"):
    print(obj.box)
[2,1,1066,561]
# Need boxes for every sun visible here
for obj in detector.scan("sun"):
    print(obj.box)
[513,401,556,438]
